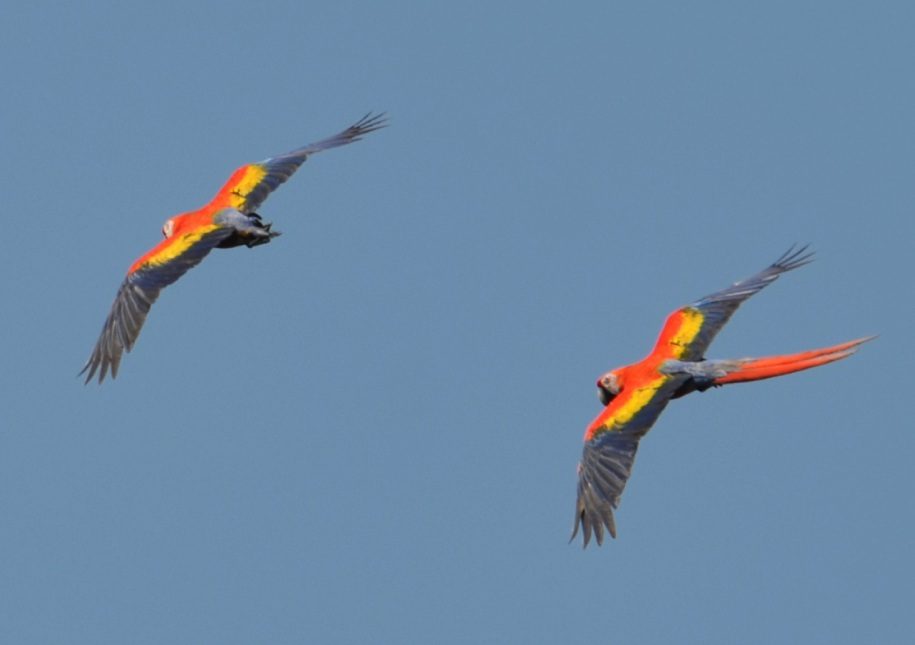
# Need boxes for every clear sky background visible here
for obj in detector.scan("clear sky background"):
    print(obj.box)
[1,2,912,643]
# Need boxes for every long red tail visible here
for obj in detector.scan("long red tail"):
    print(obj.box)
[713,336,875,385]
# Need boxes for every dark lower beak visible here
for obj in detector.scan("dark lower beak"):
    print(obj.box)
[597,386,614,406]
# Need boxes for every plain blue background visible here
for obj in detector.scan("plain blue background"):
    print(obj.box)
[1,2,912,643]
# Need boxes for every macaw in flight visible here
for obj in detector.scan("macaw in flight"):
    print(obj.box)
[571,246,873,547]
[81,113,386,383]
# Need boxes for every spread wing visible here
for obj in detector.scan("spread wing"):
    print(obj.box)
[207,113,387,215]
[81,224,233,384]
[650,245,814,363]
[572,374,687,547]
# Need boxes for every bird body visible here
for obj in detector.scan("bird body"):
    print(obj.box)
[128,212,227,274]
[584,307,704,441]
[81,113,386,383]
[573,247,872,547]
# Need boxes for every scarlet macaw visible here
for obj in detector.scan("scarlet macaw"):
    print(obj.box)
[571,246,872,547]
[81,113,386,383]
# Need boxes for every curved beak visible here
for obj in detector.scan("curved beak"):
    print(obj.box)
[597,385,614,406]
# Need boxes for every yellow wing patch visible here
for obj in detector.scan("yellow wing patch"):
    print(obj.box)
[607,375,667,428]
[227,165,267,209]
[586,374,669,439]
[144,224,222,268]
[669,308,704,358]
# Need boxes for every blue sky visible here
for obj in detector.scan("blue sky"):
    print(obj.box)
[1,2,912,643]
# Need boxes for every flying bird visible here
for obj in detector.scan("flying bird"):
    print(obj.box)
[81,113,386,383]
[571,246,873,547]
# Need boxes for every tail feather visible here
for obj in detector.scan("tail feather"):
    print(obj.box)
[713,336,875,385]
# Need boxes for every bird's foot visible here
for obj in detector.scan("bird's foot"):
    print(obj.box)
[243,212,281,247]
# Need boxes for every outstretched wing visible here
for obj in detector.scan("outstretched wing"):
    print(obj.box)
[207,113,387,215]
[81,224,233,384]
[650,245,814,363]
[572,373,687,547]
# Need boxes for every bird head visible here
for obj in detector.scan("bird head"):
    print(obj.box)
[162,217,176,238]
[596,371,621,406]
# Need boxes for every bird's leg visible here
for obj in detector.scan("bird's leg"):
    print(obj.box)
[243,212,281,248]
[214,209,282,249]
[661,359,738,398]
